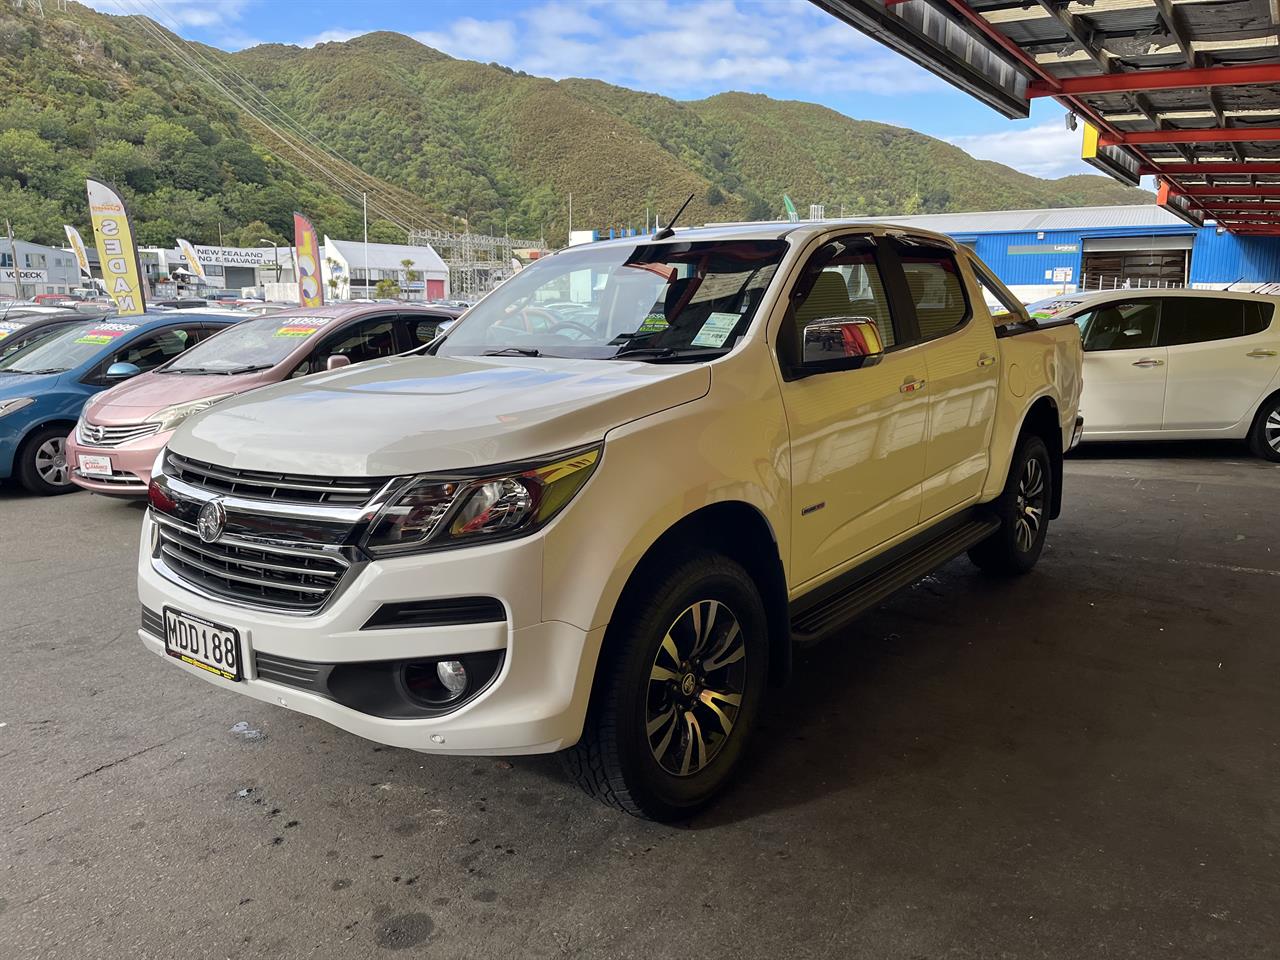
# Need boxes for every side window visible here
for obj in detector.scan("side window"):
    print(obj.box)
[969,260,1024,324]
[292,316,398,377]
[897,243,970,341]
[1159,298,1273,346]
[1082,301,1159,352]
[786,236,898,363]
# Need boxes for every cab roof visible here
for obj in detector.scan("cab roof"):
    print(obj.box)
[578,219,961,251]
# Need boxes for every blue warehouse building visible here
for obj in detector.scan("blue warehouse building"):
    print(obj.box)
[846,205,1280,304]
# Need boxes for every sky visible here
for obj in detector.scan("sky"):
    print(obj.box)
[87,0,1094,180]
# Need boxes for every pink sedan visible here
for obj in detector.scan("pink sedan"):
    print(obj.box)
[67,302,461,496]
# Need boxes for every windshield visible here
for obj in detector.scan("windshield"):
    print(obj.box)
[162,314,332,373]
[437,239,788,361]
[0,320,142,374]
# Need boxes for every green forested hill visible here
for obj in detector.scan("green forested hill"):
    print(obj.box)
[0,3,1151,250]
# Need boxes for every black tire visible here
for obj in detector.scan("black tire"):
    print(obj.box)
[968,433,1052,576]
[561,550,769,821]
[16,424,77,496]
[1247,393,1280,462]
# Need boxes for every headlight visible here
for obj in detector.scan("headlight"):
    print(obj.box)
[362,445,601,557]
[145,394,234,432]
[0,397,34,419]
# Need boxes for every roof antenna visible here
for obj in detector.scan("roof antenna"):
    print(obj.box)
[652,194,694,241]
[1223,275,1244,291]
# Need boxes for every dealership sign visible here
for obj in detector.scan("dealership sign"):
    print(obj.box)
[1007,243,1079,255]
[194,246,292,267]
[1,268,48,283]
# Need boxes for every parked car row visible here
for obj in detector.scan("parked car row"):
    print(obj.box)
[0,303,462,495]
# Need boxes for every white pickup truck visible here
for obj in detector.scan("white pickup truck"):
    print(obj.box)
[138,222,1083,820]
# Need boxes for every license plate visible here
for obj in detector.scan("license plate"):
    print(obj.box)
[78,454,113,477]
[163,607,243,682]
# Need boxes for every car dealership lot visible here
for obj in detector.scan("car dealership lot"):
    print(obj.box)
[2,446,1278,960]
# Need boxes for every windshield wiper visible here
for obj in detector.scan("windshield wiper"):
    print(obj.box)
[609,346,727,362]
[482,347,542,357]
[3,367,65,375]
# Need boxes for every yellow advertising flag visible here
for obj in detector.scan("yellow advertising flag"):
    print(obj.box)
[293,212,324,307]
[86,179,146,317]
[63,224,92,279]
[176,238,209,283]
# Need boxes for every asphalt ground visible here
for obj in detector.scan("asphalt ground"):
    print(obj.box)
[2,441,1278,959]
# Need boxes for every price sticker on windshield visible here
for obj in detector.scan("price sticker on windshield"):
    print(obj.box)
[690,312,741,349]
[274,317,331,338]
[74,322,138,345]
[0,322,22,340]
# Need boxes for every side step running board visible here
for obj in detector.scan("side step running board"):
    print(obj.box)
[789,515,1000,644]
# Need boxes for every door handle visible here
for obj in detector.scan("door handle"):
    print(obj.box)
[1247,349,1278,358]
[977,353,996,367]
[900,377,926,394]
[1131,358,1165,368]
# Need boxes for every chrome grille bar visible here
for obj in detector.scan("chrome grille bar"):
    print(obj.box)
[78,421,161,448]
[166,451,386,506]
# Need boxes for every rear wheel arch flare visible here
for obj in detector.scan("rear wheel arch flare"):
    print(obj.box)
[1016,396,1064,520]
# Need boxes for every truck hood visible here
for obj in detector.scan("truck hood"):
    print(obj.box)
[82,368,279,424]
[171,353,711,477]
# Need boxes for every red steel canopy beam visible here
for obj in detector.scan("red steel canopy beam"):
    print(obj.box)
[1197,202,1280,212]
[1141,161,1280,175]
[1029,62,1280,98]
[1180,184,1280,197]
[1100,127,1280,146]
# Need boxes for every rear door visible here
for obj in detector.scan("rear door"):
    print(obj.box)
[1159,296,1280,430]
[1078,299,1166,434]
[898,243,999,521]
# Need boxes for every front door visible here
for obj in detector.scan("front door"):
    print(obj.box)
[777,235,927,587]
[1159,296,1280,430]
[1078,299,1166,434]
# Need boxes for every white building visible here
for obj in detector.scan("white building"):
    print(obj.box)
[2,240,84,298]
[322,237,449,301]
[140,244,298,296]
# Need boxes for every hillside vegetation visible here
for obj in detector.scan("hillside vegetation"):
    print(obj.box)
[0,3,1151,249]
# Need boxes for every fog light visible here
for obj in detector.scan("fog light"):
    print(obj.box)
[437,660,468,698]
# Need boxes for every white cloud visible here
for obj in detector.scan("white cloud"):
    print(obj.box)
[945,121,1099,180]
[85,0,250,30]
[408,0,938,98]
[301,28,368,48]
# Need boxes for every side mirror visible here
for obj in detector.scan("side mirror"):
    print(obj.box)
[104,361,141,380]
[798,316,884,376]
[325,354,351,371]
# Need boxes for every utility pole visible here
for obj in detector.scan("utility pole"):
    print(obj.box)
[362,192,369,299]
[568,192,573,245]
[6,219,24,301]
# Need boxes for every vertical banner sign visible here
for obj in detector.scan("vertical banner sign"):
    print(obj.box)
[64,225,92,279]
[176,238,209,283]
[293,212,324,307]
[85,179,146,316]
[783,194,798,222]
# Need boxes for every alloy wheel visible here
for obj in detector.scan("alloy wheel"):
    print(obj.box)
[1266,408,1280,453]
[35,437,70,486]
[645,599,747,777]
[1013,456,1045,553]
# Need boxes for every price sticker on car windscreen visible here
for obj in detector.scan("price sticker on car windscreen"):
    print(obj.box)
[690,312,741,348]
[74,322,138,345]
[0,321,22,340]
[273,317,332,338]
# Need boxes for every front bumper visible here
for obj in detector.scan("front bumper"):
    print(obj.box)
[136,511,602,755]
[68,429,171,496]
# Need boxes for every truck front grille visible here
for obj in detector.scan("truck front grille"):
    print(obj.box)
[154,516,349,612]
[165,451,388,506]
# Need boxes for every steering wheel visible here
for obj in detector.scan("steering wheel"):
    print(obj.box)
[548,320,596,340]
[515,306,559,332]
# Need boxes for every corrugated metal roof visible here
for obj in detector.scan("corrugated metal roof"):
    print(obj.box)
[844,204,1190,234]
